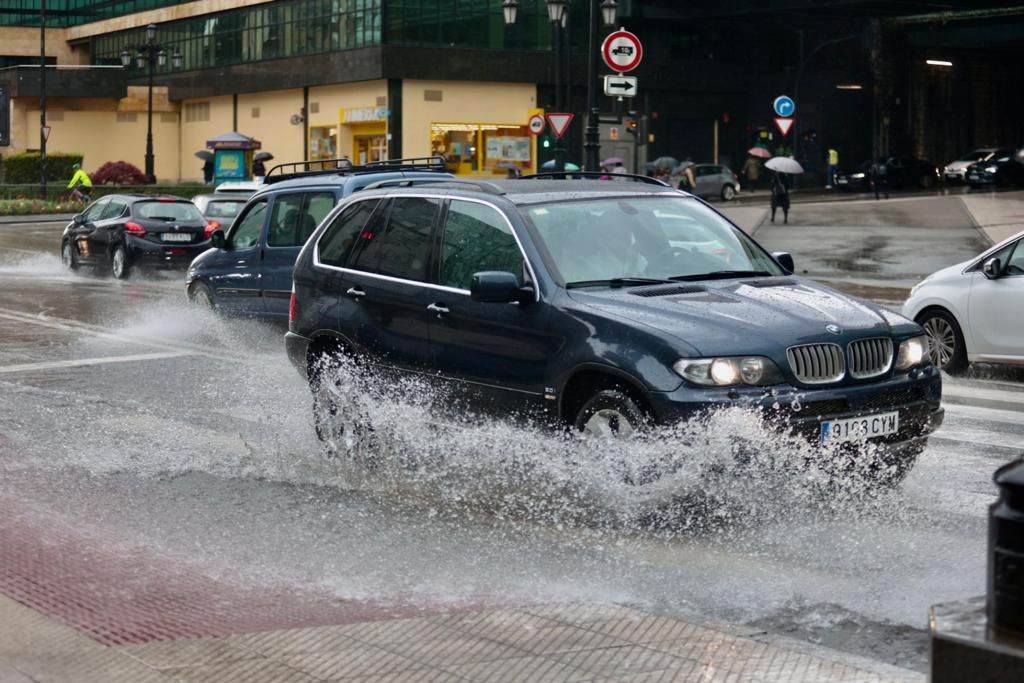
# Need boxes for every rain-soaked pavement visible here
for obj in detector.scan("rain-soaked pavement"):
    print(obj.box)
[1,207,1022,675]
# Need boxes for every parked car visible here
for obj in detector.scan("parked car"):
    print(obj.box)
[965,147,1024,189]
[903,229,1024,374]
[944,147,1007,184]
[185,156,453,319]
[60,195,214,279]
[191,192,249,231]
[835,157,939,191]
[286,177,943,484]
[686,164,740,201]
[214,180,263,194]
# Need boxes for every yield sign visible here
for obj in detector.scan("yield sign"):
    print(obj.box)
[774,117,794,137]
[546,113,574,139]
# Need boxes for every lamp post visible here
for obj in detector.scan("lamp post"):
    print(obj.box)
[121,24,181,184]
[504,0,617,172]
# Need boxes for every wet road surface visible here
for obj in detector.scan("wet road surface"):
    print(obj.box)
[1,215,1022,673]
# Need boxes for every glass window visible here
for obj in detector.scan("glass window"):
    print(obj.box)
[349,197,439,282]
[440,200,524,290]
[82,198,109,222]
[1005,241,1024,277]
[134,201,205,222]
[228,199,268,249]
[267,193,306,247]
[205,200,246,219]
[100,199,127,220]
[306,192,337,233]
[318,199,381,268]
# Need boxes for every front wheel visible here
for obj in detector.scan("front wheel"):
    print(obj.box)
[574,389,649,438]
[917,309,968,374]
[188,281,215,309]
[111,244,131,279]
[61,241,78,271]
[720,184,737,201]
[309,351,376,459]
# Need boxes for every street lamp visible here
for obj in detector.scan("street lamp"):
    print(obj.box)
[121,23,181,183]
[505,0,617,173]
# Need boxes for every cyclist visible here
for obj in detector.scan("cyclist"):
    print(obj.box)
[67,163,93,203]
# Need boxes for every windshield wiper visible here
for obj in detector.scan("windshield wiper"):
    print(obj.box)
[667,270,773,282]
[566,277,674,289]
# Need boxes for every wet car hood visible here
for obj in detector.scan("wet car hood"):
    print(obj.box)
[567,276,894,357]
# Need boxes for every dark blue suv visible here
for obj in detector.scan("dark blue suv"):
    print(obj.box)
[286,177,943,483]
[185,157,452,319]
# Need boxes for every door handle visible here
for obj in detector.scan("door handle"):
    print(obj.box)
[346,287,366,299]
[427,303,450,318]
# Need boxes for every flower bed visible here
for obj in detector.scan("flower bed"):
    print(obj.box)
[0,198,83,216]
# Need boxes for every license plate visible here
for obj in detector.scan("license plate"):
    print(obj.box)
[837,178,848,184]
[160,232,192,242]
[821,411,899,443]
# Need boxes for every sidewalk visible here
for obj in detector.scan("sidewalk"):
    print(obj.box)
[0,213,74,225]
[1,593,922,682]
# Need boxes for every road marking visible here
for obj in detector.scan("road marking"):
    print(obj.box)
[0,351,196,375]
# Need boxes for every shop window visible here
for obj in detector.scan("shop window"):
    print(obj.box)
[431,122,533,177]
[309,125,338,163]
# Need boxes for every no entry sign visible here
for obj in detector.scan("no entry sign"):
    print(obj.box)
[601,29,643,73]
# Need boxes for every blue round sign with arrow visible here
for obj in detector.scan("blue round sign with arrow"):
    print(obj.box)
[773,95,796,117]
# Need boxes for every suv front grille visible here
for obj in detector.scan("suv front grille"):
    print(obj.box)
[786,343,845,384]
[848,337,893,379]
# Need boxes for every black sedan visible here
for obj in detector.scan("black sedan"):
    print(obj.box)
[966,147,1024,189]
[61,195,215,279]
[835,157,939,192]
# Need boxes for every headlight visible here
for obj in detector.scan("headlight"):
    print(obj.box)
[674,356,784,387]
[895,335,929,370]
[985,165,998,173]
[851,173,865,179]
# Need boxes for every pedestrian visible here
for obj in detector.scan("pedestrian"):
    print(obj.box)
[202,158,214,184]
[675,163,696,192]
[742,154,762,191]
[827,147,839,188]
[67,163,93,203]
[871,158,889,200]
[252,157,266,183]
[770,172,790,223]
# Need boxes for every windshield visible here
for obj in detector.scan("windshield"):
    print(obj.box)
[135,201,205,222]
[522,196,783,285]
[959,149,992,162]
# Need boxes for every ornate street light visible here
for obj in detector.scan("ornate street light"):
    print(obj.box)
[502,0,518,26]
[120,23,182,183]
[601,0,618,26]
[546,0,568,25]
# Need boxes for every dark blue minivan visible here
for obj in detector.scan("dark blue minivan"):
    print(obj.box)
[185,157,452,320]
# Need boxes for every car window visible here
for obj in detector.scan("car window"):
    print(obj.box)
[1005,241,1024,276]
[101,199,127,220]
[205,200,245,219]
[348,197,439,282]
[440,200,525,290]
[318,199,382,268]
[227,198,268,249]
[134,201,204,222]
[82,198,109,222]
[305,192,337,240]
[267,193,306,247]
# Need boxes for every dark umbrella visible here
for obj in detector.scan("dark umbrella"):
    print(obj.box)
[194,150,214,161]
[253,151,274,162]
[651,156,680,170]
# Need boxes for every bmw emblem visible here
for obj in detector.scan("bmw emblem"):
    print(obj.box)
[825,324,842,335]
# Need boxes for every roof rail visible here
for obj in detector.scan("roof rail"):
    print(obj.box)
[518,171,670,187]
[360,178,506,195]
[264,155,449,184]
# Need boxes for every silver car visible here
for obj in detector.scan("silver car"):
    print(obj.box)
[688,164,741,201]
[191,192,250,231]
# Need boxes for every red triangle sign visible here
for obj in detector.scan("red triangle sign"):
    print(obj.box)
[546,113,574,139]
[774,117,794,137]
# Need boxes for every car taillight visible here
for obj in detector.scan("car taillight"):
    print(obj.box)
[288,287,298,324]
[124,221,146,236]
[204,220,220,238]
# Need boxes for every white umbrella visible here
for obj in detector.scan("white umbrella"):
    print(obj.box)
[765,156,804,174]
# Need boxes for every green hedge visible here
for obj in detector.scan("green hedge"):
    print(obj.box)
[0,183,211,201]
[1,152,84,184]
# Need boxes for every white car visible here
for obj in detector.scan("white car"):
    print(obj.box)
[902,230,1024,373]
[943,147,1006,183]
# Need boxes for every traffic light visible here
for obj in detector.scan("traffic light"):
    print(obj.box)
[625,117,639,136]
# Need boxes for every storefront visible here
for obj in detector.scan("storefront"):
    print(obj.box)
[430,122,535,176]
[308,124,338,162]
[340,106,388,164]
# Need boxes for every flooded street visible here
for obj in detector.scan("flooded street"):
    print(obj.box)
[1,213,1021,674]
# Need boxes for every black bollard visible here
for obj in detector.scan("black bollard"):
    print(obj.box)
[989,457,1024,636]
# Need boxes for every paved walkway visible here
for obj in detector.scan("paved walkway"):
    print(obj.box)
[958,191,1024,245]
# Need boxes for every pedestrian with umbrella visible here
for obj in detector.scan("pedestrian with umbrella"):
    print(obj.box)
[252,151,273,183]
[195,150,214,184]
[742,149,767,191]
[765,156,802,224]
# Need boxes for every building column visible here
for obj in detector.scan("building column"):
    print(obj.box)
[387,78,402,159]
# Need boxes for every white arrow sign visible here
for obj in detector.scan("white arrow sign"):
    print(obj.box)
[603,75,638,97]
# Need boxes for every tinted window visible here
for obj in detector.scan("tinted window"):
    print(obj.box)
[101,200,127,220]
[349,197,439,282]
[267,193,306,247]
[134,201,204,222]
[228,199,268,249]
[440,200,524,290]
[205,200,245,218]
[318,199,382,268]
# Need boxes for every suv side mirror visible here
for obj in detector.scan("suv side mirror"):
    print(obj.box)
[982,257,1002,280]
[773,251,795,273]
[471,271,532,304]
[210,229,226,249]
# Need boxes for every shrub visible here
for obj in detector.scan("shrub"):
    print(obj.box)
[92,160,148,185]
[1,152,83,184]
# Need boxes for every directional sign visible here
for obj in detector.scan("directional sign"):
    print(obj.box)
[527,114,546,136]
[546,113,574,139]
[773,95,796,117]
[601,30,643,73]
[603,74,638,97]
[774,117,794,137]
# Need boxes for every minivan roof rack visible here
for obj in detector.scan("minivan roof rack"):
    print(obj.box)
[264,155,448,184]
[518,171,670,186]
[361,178,506,195]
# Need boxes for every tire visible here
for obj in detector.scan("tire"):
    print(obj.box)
[916,308,968,374]
[60,240,78,271]
[188,281,215,309]
[574,388,663,485]
[309,350,376,459]
[720,184,736,201]
[111,244,131,279]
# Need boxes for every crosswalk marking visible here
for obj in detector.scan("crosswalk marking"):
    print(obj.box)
[0,351,195,374]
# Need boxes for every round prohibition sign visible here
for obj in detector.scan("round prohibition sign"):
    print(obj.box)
[601,29,643,73]
[528,114,546,135]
